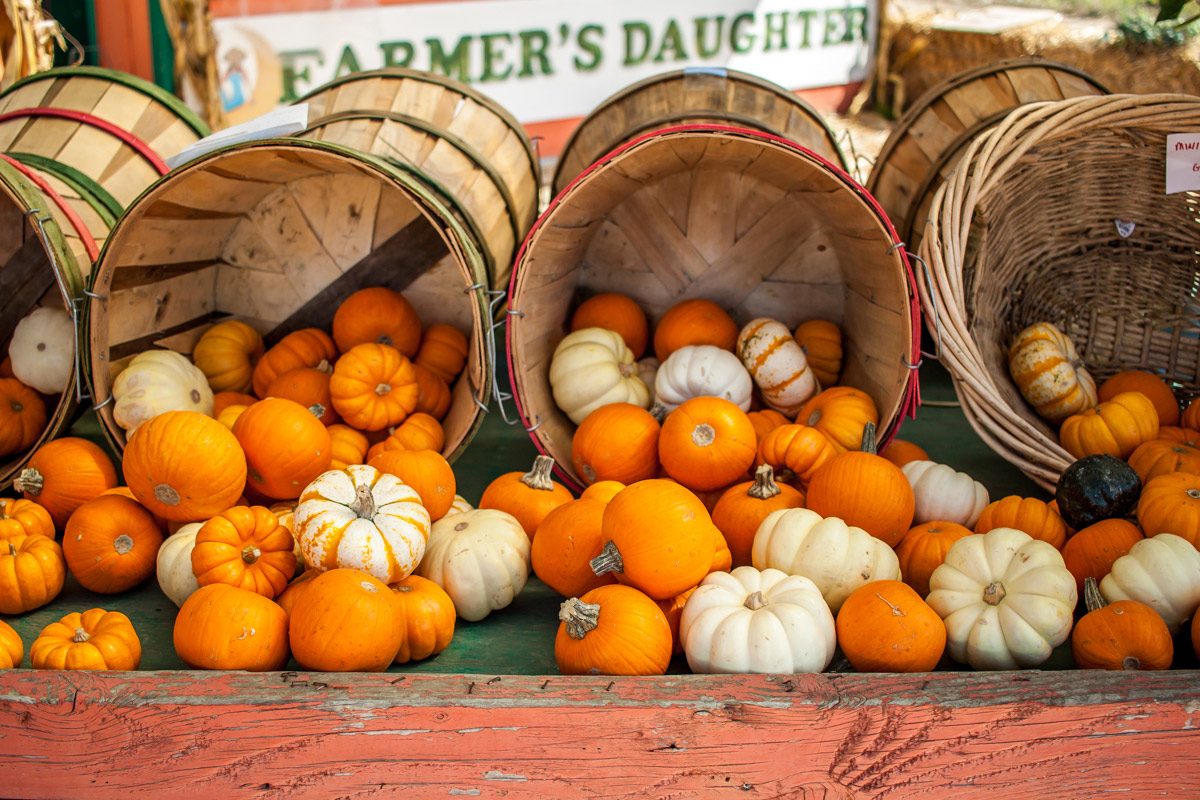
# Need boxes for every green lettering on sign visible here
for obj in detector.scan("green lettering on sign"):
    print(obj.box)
[730,12,755,53]
[623,21,652,66]
[380,41,414,67]
[574,24,603,72]
[693,16,725,58]
[518,29,553,77]
[654,19,688,63]
[279,49,323,102]
[795,11,818,48]
[823,9,847,46]
[480,33,513,82]
[763,12,788,51]
[334,44,361,78]
[428,36,473,81]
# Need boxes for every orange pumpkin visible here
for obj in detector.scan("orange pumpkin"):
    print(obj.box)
[555,584,672,676]
[657,586,697,656]
[1062,519,1143,596]
[1072,578,1172,670]
[62,495,162,594]
[806,423,914,547]
[233,398,331,500]
[191,505,297,599]
[289,568,403,671]
[0,533,64,614]
[478,455,574,538]
[217,403,249,430]
[1099,370,1180,427]
[880,438,930,468]
[591,479,716,600]
[836,580,946,672]
[653,298,738,362]
[0,497,53,541]
[266,367,340,426]
[895,521,973,598]
[797,386,879,452]
[974,496,1068,550]
[327,424,369,470]
[332,287,422,357]
[793,320,843,387]
[192,320,265,394]
[1158,426,1200,448]
[213,390,259,418]
[368,449,457,521]
[0,357,12,378]
[1059,391,1159,460]
[13,437,118,529]
[572,403,660,485]
[580,480,626,504]
[1128,439,1200,483]
[275,568,320,617]
[658,397,756,492]
[252,328,337,399]
[747,409,789,443]
[412,363,452,421]
[711,465,806,568]
[369,413,445,460]
[174,584,290,671]
[390,574,456,663]
[0,619,22,668]
[329,343,419,431]
[1137,472,1200,547]
[571,293,649,359]
[0,377,45,457]
[755,424,837,487]
[1184,399,1200,431]
[30,609,141,670]
[414,324,469,383]
[530,498,616,598]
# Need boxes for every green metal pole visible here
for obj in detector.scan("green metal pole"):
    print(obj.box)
[147,0,175,92]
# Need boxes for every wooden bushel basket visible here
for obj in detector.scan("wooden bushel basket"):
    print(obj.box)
[297,68,540,291]
[552,67,847,195]
[84,139,492,462]
[509,126,921,490]
[867,58,1107,253]
[919,94,1200,490]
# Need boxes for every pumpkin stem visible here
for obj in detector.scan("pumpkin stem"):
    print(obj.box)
[375,383,391,396]
[559,597,601,639]
[1083,577,1107,613]
[748,465,781,500]
[350,483,377,519]
[619,362,635,378]
[308,403,326,419]
[590,540,624,577]
[13,467,43,497]
[691,423,716,448]
[744,591,767,611]
[648,402,667,423]
[876,593,906,616]
[73,628,90,644]
[10,400,22,412]
[242,545,261,564]
[860,422,878,455]
[1122,656,1142,671]
[376,334,394,347]
[983,581,1006,606]
[154,484,181,507]
[113,535,134,555]
[7,543,15,556]
[1188,489,1200,500]
[520,455,558,491]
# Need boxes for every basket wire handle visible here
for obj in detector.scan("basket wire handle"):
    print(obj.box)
[478,287,522,426]
[26,209,88,405]
[888,242,943,369]
[837,129,874,185]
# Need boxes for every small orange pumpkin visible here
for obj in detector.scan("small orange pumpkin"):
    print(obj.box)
[390,574,456,663]
[266,367,340,426]
[555,584,672,676]
[1159,426,1200,448]
[1128,439,1200,483]
[13,437,118,529]
[531,498,616,598]
[332,287,422,358]
[793,320,843,387]
[234,397,332,500]
[711,465,806,568]
[0,497,53,541]
[62,495,163,594]
[880,438,930,468]
[572,403,660,485]
[755,424,837,487]
[1061,518,1143,596]
[836,580,946,672]
[653,298,738,362]
[658,397,757,492]
[329,343,419,431]
[572,293,649,360]
[0,619,22,668]
[174,584,290,671]
[368,449,457,521]
[657,585,698,656]
[0,533,64,614]
[192,320,265,394]
[213,390,259,417]
[1184,399,1200,431]
[1099,370,1180,427]
[191,505,297,599]
[0,377,45,457]
[797,386,879,452]
[895,521,973,598]
[368,413,445,461]
[414,324,468,383]
[289,568,403,671]
[327,424,370,469]
[747,409,789,443]
[1059,391,1159,460]
[1136,472,1200,547]
[580,480,626,504]
[1072,578,1172,670]
[974,496,1067,550]
[30,609,141,670]
[217,403,249,430]
[412,363,452,421]
[275,568,321,617]
[478,455,574,538]
[252,328,337,399]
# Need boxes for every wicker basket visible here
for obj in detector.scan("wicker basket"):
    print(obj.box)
[84,139,492,463]
[509,125,920,490]
[551,67,847,195]
[919,93,1200,491]
[868,58,1107,254]
[297,68,540,291]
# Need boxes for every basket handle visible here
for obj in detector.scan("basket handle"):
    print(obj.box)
[894,247,943,369]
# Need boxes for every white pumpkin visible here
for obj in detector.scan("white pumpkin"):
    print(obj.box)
[1100,533,1200,632]
[680,566,835,674]
[8,306,74,394]
[417,508,529,621]
[112,350,214,433]
[157,522,203,608]
[637,357,659,405]
[736,318,819,416]
[751,508,901,614]
[549,327,649,424]
[901,460,990,528]
[269,501,306,573]
[927,528,1076,670]
[445,494,474,517]
[652,345,753,416]
[293,464,430,584]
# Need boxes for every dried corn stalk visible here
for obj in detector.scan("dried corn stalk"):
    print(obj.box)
[0,0,65,90]
[159,0,224,129]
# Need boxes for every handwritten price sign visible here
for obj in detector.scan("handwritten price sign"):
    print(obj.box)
[1166,133,1200,194]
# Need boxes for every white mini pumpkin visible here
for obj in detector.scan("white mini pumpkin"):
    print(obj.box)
[417,508,530,621]
[112,350,214,433]
[294,464,430,584]
[1100,533,1200,632]
[637,358,659,405]
[445,494,474,517]
[653,345,753,416]
[901,460,990,528]
[549,327,649,424]
[157,522,203,608]
[8,306,74,394]
[751,507,901,614]
[680,566,835,674]
[927,528,1076,670]
[736,318,819,416]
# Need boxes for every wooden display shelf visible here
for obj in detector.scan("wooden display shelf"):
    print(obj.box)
[2,361,1199,797]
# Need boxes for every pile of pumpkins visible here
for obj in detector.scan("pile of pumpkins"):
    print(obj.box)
[0,306,77,459]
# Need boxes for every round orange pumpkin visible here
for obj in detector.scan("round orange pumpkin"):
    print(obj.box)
[747,409,789,443]
[30,609,140,670]
[414,324,468,383]
[572,403,660,485]
[369,413,445,459]
[13,437,118,529]
[836,580,946,672]
[289,568,403,671]
[174,583,290,670]
[0,497,53,542]
[755,423,837,487]
[191,505,297,599]
[252,328,337,399]
[711,465,806,568]
[1061,518,1144,596]
[0,377,45,457]
[793,320,842,387]
[213,390,259,418]
[1099,370,1180,427]
[797,386,879,452]
[217,403,249,430]
[412,363,452,421]
[123,411,247,522]
[1136,472,1200,547]
[275,568,320,617]
[880,438,929,468]
[1072,578,1172,670]
[478,455,574,538]
[0,619,22,668]
[233,397,332,500]
[0,533,64,614]
[390,574,456,663]
[1159,426,1200,448]
[62,495,162,594]
[657,585,698,656]
[1184,399,1200,432]
[652,298,738,362]
[530,498,616,598]
[895,521,973,598]
[326,424,369,470]
[329,343,419,431]
[332,286,421,356]
[1128,439,1200,483]
[555,584,672,676]
[571,293,649,359]
[192,320,265,394]
[368,449,457,521]
[580,480,626,504]
[266,367,339,426]
[1059,391,1159,460]
[659,397,756,492]
[974,496,1067,550]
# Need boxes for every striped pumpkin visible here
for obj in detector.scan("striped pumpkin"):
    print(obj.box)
[1008,322,1097,423]
[736,318,819,417]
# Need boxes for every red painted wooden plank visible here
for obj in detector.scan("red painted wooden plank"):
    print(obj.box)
[1,671,1197,798]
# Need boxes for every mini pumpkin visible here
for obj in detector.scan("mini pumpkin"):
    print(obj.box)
[332,286,422,357]
[1128,439,1200,483]
[157,522,203,608]
[275,568,320,617]
[658,397,757,492]
[1072,577,1172,671]
[391,574,456,663]
[1059,391,1159,460]
[192,505,297,599]
[1055,454,1142,531]
[836,580,947,672]
[974,495,1067,550]
[796,387,879,452]
[572,403,660,485]
[0,377,45,457]
[755,424,838,487]
[289,568,403,671]
[214,391,258,417]
[549,327,649,424]
[793,320,842,387]
[327,424,369,469]
[1008,321,1098,422]
[192,320,265,394]
[1158,426,1200,448]
[478,455,573,538]
[417,509,530,621]
[1099,370,1180,427]
[30,609,141,670]
[252,328,338,399]
[1100,533,1200,632]
[412,364,452,421]
[368,448,457,521]
[8,306,73,394]
[0,533,64,614]
[234,397,332,500]
[112,350,215,433]
[895,521,974,598]
[0,497,53,542]
[637,358,659,405]
[653,345,753,416]
[571,293,649,359]
[531,498,616,598]
[414,324,468,383]
[367,413,445,459]
[217,403,249,430]
[902,460,990,529]
[266,367,339,426]
[657,586,697,656]
[736,318,819,416]
[63,495,163,594]
[0,619,21,668]
[1137,472,1200,547]
[653,299,738,362]
[879,438,930,468]
[580,481,625,504]
[446,494,474,516]
[747,409,789,443]
[174,584,290,671]
[711,465,806,568]
[556,584,672,676]
[1061,518,1144,596]
[329,343,419,431]
[14,437,118,528]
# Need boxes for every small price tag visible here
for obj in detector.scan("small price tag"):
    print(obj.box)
[1166,133,1200,194]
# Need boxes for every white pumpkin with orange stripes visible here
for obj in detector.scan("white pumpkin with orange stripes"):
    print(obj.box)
[293,464,430,584]
[737,318,819,416]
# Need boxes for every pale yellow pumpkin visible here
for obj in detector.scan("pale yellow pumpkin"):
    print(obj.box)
[549,328,649,424]
[113,351,214,433]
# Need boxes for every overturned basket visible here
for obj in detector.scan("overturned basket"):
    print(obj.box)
[919,93,1200,491]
